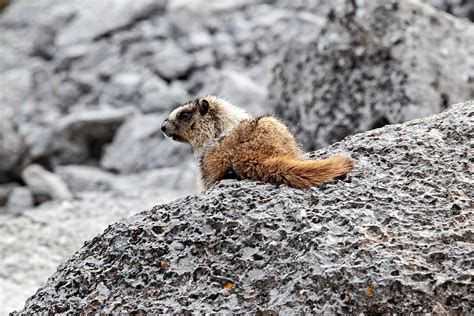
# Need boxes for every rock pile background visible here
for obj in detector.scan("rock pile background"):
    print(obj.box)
[0,0,473,313]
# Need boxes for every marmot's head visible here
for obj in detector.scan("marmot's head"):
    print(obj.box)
[161,96,249,151]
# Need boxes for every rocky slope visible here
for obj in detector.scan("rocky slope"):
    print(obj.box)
[19,102,474,314]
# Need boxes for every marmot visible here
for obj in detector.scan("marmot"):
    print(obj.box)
[161,96,354,190]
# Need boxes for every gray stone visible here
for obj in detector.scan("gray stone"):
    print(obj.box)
[0,112,24,181]
[15,114,56,163]
[186,31,213,51]
[150,41,194,80]
[6,187,34,213]
[57,163,198,194]
[18,102,474,313]
[212,32,238,63]
[48,106,136,164]
[55,0,165,47]
[0,67,31,116]
[100,114,192,174]
[269,0,474,150]
[55,165,117,193]
[125,162,197,191]
[139,78,190,114]
[199,68,268,114]
[0,0,59,27]
[192,48,216,68]
[21,164,72,201]
[100,72,143,108]
[166,2,209,38]
[31,24,56,59]
[0,182,18,206]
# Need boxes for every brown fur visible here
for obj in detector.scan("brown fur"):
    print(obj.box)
[162,96,354,190]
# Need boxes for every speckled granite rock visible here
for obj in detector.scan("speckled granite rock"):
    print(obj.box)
[18,101,473,313]
[269,0,474,151]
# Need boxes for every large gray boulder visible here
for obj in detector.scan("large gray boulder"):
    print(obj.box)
[19,101,473,313]
[269,0,474,150]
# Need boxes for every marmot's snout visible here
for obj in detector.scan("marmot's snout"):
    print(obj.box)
[161,118,183,142]
[161,119,170,136]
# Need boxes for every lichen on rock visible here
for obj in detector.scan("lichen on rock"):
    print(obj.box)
[18,101,474,314]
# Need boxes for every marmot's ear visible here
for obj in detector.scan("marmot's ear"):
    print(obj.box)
[198,98,210,116]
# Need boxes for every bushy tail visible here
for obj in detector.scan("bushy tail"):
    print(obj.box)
[260,156,354,189]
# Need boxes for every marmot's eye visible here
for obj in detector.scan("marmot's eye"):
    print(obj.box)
[178,111,192,120]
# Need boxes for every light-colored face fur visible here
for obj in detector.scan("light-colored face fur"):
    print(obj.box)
[161,96,250,154]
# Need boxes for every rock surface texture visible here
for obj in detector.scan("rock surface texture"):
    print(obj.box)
[19,102,474,313]
[269,0,474,150]
[1,188,191,314]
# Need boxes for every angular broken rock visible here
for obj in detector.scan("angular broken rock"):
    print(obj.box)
[269,0,474,150]
[19,102,473,313]
[47,106,136,165]
[21,164,72,201]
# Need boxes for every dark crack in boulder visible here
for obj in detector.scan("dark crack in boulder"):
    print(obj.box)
[19,102,473,313]
[269,0,474,151]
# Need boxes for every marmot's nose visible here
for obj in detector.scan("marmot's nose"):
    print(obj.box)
[161,119,169,133]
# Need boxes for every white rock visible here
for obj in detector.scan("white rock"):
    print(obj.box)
[21,164,73,201]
